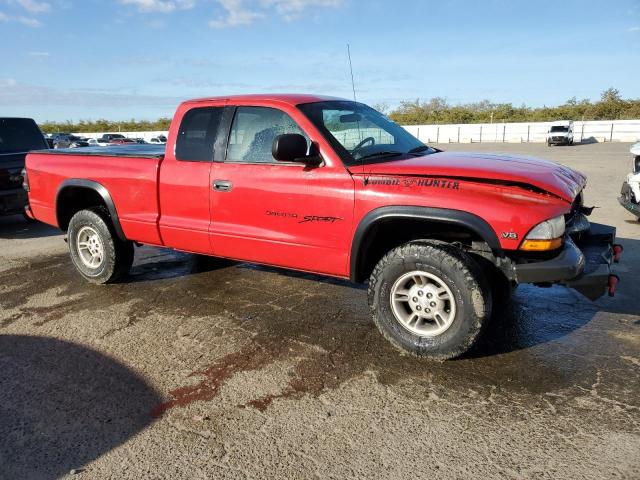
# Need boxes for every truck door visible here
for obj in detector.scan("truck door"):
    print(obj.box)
[209,106,354,277]
[158,106,229,253]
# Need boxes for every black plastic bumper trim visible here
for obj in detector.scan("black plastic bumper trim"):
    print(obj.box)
[514,238,585,284]
[514,223,617,300]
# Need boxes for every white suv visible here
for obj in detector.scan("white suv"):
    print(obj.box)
[547,121,574,146]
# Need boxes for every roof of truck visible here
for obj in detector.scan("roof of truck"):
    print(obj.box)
[183,93,347,106]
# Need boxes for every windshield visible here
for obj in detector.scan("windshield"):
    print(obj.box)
[298,101,434,166]
[0,118,48,155]
[550,126,569,132]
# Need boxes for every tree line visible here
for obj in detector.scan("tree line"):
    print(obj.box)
[384,88,640,125]
[39,118,172,134]
[38,88,639,133]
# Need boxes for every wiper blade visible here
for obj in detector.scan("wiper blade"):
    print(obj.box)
[357,151,403,161]
[407,145,432,155]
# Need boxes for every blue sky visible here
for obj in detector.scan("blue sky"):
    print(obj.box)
[0,0,639,122]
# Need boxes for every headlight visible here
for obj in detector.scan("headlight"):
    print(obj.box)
[520,215,565,251]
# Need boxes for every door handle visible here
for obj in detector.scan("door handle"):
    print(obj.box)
[212,180,233,192]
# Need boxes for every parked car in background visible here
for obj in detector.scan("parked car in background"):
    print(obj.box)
[134,138,148,144]
[619,142,640,221]
[51,133,72,148]
[149,136,166,144]
[110,138,136,145]
[94,138,112,147]
[0,117,48,217]
[547,121,574,146]
[68,135,90,148]
[99,133,126,143]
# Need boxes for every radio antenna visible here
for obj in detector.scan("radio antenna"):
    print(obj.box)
[347,43,357,102]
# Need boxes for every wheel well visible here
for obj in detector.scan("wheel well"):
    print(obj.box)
[351,217,490,283]
[56,186,108,231]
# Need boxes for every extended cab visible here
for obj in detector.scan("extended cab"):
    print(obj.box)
[0,117,48,217]
[24,95,622,359]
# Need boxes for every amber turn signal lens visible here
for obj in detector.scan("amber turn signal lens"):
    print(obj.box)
[520,238,563,251]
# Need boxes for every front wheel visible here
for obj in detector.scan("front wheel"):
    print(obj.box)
[368,242,492,360]
[68,208,134,284]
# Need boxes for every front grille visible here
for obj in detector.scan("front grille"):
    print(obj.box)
[565,191,589,236]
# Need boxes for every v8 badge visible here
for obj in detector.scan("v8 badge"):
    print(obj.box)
[501,231,519,240]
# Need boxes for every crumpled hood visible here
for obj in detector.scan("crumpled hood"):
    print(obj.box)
[349,151,586,202]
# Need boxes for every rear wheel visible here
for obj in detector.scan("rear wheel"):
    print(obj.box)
[68,208,134,284]
[368,242,492,360]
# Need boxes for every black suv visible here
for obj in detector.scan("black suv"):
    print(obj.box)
[0,118,48,217]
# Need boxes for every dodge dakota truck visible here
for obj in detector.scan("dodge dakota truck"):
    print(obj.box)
[24,94,622,359]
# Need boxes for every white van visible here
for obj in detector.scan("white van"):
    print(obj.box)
[547,121,574,146]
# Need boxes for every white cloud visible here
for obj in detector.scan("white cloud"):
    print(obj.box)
[209,0,263,28]
[28,51,50,56]
[0,0,51,27]
[16,15,41,26]
[209,0,343,28]
[259,0,343,20]
[118,0,195,13]
[14,0,50,13]
[629,26,640,32]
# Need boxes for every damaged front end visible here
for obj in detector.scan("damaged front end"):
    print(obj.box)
[618,153,640,220]
[504,194,622,300]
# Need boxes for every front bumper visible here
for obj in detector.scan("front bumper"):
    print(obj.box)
[0,187,28,216]
[618,181,640,218]
[513,223,619,300]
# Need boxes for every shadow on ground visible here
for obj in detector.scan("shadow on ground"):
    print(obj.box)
[0,215,60,240]
[0,335,161,478]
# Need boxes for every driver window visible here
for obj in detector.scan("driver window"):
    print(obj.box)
[227,106,308,164]
[322,109,394,150]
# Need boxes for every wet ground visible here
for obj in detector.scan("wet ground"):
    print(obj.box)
[1,142,639,479]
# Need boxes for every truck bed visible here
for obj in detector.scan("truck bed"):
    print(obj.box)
[35,145,165,159]
[26,147,164,245]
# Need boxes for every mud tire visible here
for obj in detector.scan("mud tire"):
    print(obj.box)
[368,242,492,360]
[67,208,134,284]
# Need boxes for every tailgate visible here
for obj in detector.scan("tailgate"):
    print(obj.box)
[0,152,27,190]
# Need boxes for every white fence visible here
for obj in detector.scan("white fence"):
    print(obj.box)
[71,119,640,145]
[403,120,640,144]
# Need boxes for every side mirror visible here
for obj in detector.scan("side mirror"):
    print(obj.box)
[272,134,322,166]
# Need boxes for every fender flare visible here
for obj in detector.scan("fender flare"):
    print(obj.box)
[349,206,502,282]
[56,179,126,241]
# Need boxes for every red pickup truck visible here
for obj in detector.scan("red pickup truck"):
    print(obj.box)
[24,94,622,359]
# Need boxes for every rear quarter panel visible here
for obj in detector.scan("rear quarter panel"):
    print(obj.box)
[26,152,162,244]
